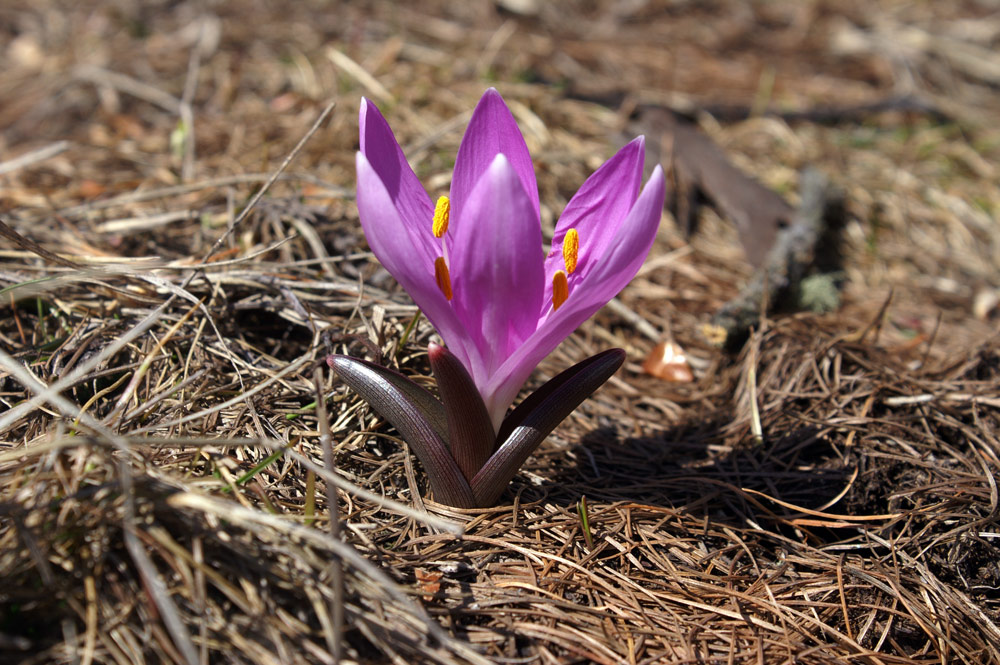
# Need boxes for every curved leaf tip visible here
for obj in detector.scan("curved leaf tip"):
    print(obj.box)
[327,353,476,508]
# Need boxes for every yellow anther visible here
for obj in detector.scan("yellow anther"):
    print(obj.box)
[562,228,579,274]
[434,256,453,301]
[432,196,450,238]
[552,270,569,311]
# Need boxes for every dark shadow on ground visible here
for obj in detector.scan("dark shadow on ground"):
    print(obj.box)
[509,418,858,544]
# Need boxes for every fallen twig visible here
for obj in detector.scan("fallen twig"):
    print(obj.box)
[703,168,846,347]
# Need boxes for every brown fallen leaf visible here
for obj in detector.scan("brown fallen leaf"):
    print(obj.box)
[642,340,694,383]
[639,107,794,268]
[76,179,107,199]
[414,568,443,601]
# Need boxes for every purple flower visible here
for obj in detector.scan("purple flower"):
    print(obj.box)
[354,89,665,428]
[330,89,665,508]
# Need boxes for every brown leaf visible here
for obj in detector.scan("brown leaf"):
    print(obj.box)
[642,341,694,383]
[414,568,442,600]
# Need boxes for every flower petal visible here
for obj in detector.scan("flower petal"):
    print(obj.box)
[449,153,545,418]
[450,89,540,228]
[356,151,480,370]
[359,98,433,232]
[484,165,666,420]
[544,137,645,304]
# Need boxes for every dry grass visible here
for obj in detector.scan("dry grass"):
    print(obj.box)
[2,1,999,663]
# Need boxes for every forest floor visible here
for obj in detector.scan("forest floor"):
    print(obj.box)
[2,1,999,663]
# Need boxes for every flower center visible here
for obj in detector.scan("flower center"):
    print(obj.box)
[429,198,581,311]
[551,228,579,311]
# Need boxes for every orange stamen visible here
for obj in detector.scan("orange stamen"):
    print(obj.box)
[434,256,453,300]
[552,270,568,310]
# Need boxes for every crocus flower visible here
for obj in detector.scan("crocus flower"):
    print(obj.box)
[329,89,665,508]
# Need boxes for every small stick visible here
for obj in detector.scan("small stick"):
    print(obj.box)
[704,169,844,347]
[0,140,70,176]
[75,65,181,113]
[178,20,212,182]
[200,101,336,262]
[605,297,660,342]
[314,367,343,663]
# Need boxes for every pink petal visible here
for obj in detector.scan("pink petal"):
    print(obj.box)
[450,89,540,229]
[544,137,645,307]
[356,151,480,370]
[484,165,666,423]
[449,154,545,405]
[359,98,433,233]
